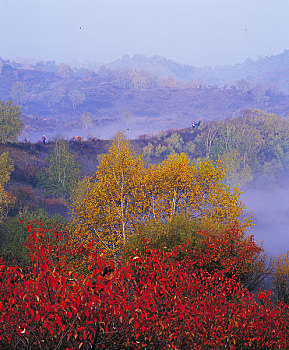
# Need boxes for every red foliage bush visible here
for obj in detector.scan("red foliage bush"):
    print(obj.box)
[194,224,268,291]
[0,222,288,349]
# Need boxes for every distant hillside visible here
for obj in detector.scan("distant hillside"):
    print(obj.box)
[103,54,197,81]
[201,50,289,90]
[1,51,289,141]
[103,50,289,91]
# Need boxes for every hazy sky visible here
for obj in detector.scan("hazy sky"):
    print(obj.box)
[1,0,289,67]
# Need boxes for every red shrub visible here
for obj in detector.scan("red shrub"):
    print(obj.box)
[194,224,267,290]
[0,222,288,349]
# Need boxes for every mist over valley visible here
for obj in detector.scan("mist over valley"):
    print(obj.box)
[1,1,289,345]
[1,50,289,143]
[1,50,289,259]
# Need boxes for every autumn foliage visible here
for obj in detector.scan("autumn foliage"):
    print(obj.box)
[195,223,267,290]
[0,222,288,349]
[1,133,288,348]
[71,133,251,258]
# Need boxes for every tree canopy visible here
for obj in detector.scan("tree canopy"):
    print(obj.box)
[71,133,251,257]
[0,152,15,222]
[0,100,24,143]
[141,109,289,189]
[37,139,80,198]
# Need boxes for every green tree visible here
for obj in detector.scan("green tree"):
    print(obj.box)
[142,142,154,161]
[124,214,200,259]
[0,209,67,266]
[222,149,253,188]
[0,152,15,222]
[166,133,184,153]
[155,144,170,158]
[38,139,80,198]
[183,141,196,158]
[0,100,24,143]
[0,152,14,185]
[195,120,219,157]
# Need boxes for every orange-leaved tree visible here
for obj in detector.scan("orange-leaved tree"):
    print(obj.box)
[71,132,252,258]
[71,132,146,257]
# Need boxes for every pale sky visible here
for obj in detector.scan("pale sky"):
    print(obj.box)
[0,0,289,67]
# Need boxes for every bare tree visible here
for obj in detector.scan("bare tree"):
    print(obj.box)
[57,63,72,79]
[79,112,93,129]
[10,81,28,105]
[68,89,85,110]
[235,79,250,93]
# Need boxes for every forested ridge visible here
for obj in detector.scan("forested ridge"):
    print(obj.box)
[1,52,289,141]
[0,104,289,348]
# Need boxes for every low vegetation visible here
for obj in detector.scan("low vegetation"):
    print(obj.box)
[0,221,288,349]
[0,103,289,348]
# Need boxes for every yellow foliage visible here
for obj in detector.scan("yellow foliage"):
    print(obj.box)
[0,152,14,186]
[71,133,252,258]
[0,184,9,222]
[71,133,145,257]
[0,152,15,222]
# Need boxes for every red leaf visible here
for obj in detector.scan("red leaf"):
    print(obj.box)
[29,308,34,318]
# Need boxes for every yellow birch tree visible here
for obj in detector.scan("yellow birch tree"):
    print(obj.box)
[71,132,146,257]
[71,134,252,258]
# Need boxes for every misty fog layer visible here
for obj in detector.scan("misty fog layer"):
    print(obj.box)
[20,117,192,142]
[242,188,289,256]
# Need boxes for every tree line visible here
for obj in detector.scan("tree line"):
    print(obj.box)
[142,109,289,188]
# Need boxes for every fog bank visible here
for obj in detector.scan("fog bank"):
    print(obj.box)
[242,188,289,256]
